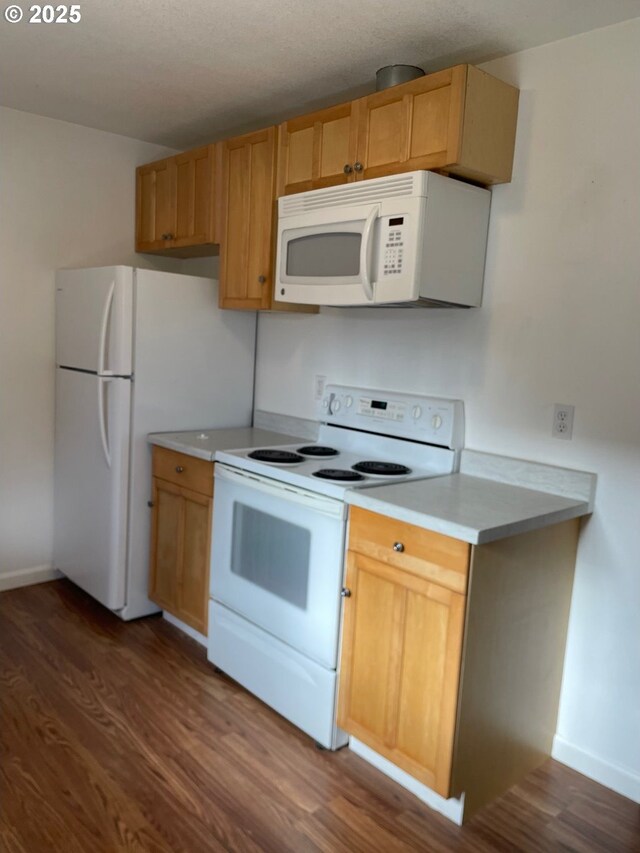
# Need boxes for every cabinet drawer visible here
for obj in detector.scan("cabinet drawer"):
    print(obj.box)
[152,446,214,496]
[348,506,470,594]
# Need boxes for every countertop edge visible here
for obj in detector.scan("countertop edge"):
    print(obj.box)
[345,487,592,545]
[147,434,215,460]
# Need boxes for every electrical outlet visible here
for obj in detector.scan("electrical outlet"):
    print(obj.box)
[314,375,327,400]
[552,404,575,440]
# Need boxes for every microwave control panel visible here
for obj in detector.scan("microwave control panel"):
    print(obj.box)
[383,216,405,276]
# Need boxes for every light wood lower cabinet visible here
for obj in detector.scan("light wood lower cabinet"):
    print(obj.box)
[338,506,581,819]
[149,447,213,635]
[338,550,466,796]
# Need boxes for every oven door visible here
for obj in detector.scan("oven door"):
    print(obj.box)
[275,202,380,306]
[210,463,347,669]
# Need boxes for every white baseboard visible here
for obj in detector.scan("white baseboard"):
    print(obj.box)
[552,734,640,804]
[0,564,63,592]
[162,611,207,647]
[349,737,465,825]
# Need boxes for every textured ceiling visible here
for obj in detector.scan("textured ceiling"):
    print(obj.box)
[1,0,638,148]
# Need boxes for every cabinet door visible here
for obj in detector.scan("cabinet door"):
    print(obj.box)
[277,102,358,196]
[149,477,182,613]
[178,488,212,634]
[338,551,466,797]
[149,477,212,635]
[173,145,216,249]
[136,157,176,251]
[219,127,276,310]
[354,66,466,182]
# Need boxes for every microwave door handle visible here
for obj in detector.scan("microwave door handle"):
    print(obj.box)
[360,207,378,302]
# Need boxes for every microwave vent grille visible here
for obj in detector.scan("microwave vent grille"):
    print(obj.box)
[280,173,417,215]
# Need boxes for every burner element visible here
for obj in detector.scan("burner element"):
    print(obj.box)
[248,449,304,464]
[297,445,339,458]
[352,460,411,477]
[312,468,366,482]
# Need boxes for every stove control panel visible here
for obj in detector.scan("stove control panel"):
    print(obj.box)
[358,397,407,422]
[320,384,464,449]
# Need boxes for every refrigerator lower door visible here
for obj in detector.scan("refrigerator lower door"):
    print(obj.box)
[54,368,131,610]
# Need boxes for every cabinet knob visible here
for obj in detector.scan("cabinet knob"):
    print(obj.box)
[147,500,154,508]
[393,542,405,553]
[354,161,363,173]
[161,232,174,240]
[258,275,266,284]
[175,465,185,473]
[343,164,353,174]
[341,587,352,597]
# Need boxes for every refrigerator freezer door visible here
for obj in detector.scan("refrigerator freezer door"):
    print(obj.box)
[54,368,131,610]
[56,266,133,375]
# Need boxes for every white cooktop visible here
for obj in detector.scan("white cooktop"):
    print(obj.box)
[215,385,463,500]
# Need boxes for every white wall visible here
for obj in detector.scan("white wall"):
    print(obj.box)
[255,20,640,799]
[0,107,214,579]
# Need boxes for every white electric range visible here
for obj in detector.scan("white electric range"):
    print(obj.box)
[208,385,464,749]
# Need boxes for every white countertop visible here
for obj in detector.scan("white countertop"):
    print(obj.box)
[345,473,592,544]
[148,429,596,544]
[147,427,304,461]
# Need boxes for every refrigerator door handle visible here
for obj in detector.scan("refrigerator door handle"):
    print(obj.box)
[98,280,116,375]
[98,376,112,468]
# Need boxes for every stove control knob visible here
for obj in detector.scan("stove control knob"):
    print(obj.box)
[431,414,443,430]
[322,397,329,409]
[345,395,353,408]
[332,399,342,413]
[412,405,422,420]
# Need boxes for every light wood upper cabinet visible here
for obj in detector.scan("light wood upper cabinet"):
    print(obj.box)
[355,65,519,185]
[149,447,213,635]
[277,102,359,195]
[276,64,518,194]
[136,157,175,252]
[218,127,276,310]
[218,127,317,312]
[173,145,216,249]
[136,145,217,256]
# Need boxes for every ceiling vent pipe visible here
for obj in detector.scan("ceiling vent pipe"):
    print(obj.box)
[376,65,425,90]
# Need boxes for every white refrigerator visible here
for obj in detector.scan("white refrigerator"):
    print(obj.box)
[54,266,256,620]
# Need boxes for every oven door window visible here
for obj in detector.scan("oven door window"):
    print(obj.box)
[231,503,310,609]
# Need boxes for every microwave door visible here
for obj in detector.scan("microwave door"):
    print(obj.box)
[276,204,380,306]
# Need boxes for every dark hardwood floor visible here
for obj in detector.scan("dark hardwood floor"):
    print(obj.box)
[1,580,638,852]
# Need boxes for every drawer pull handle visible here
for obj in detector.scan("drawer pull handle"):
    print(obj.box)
[393,542,405,553]
[175,465,185,473]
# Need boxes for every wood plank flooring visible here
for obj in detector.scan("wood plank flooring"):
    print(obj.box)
[1,580,638,852]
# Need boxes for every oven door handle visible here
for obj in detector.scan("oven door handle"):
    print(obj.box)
[214,463,346,519]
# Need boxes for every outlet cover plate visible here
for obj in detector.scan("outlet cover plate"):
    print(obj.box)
[552,403,575,440]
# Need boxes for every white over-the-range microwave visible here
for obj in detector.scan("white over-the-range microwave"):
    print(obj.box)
[275,170,491,308]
